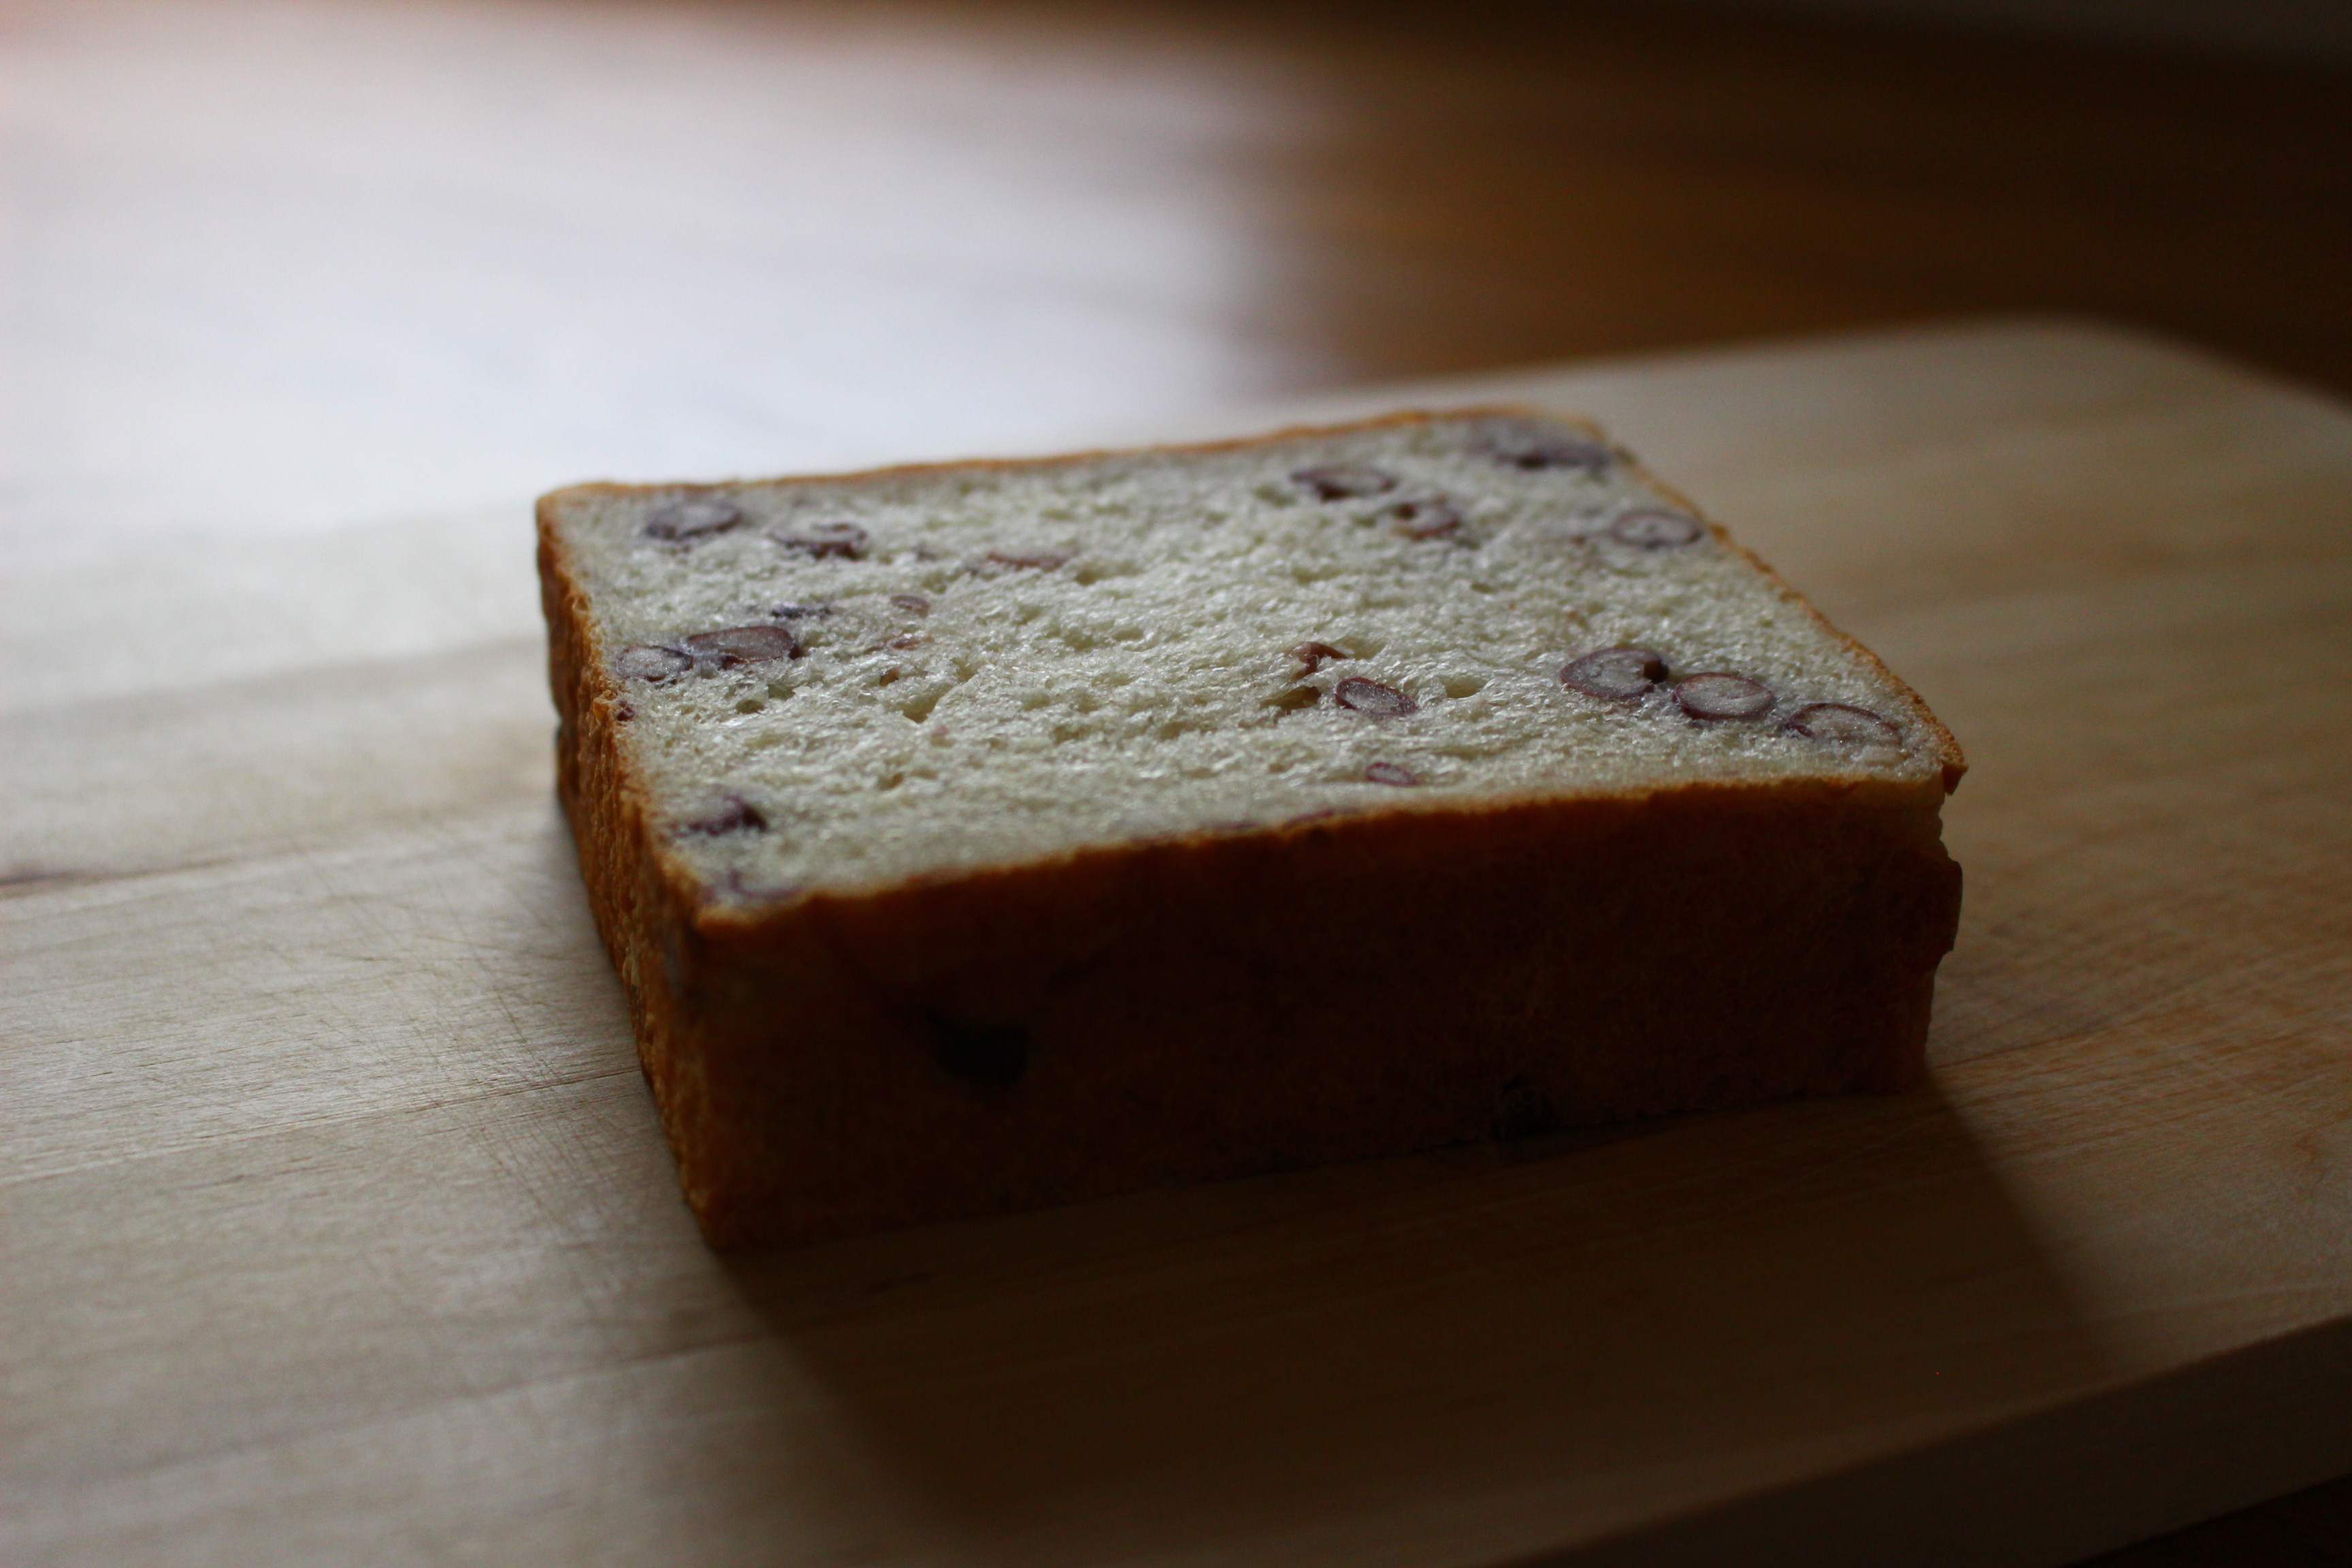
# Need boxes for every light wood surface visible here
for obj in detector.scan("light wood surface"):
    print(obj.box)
[7,317,2351,1565]
[8,0,2352,1554]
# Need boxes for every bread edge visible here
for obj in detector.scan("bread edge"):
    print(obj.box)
[536,410,1967,1243]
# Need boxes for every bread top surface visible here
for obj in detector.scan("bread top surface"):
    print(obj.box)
[541,411,1961,904]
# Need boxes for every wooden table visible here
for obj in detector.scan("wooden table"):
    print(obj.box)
[8,316,2351,1565]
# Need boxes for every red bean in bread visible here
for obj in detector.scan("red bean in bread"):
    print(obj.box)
[644,497,743,541]
[1294,463,1396,499]
[615,644,693,682]
[1610,508,1704,549]
[1334,676,1417,718]
[775,523,869,559]
[683,625,800,667]
[1475,429,1610,472]
[1390,497,1465,540]
[1561,647,1667,702]
[1674,672,1774,721]
[1291,641,1349,673]
[1787,702,1901,747]
[680,796,766,836]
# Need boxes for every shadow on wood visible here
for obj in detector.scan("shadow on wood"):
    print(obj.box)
[1561,1313,2352,1567]
[723,1081,2106,1562]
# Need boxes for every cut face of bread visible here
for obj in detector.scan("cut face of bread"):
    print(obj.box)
[538,410,1964,1248]
[546,412,1957,904]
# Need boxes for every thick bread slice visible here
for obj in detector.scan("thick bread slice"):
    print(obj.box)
[537,410,1963,1247]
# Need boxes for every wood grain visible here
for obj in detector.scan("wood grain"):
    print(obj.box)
[7,0,2352,1556]
[7,319,2351,1565]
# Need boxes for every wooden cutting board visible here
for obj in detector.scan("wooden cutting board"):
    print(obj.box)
[6,318,2350,1567]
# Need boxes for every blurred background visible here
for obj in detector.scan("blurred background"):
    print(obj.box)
[9,1,2351,1558]
[8,0,2350,559]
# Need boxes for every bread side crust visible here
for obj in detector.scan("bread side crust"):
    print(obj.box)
[539,412,1965,1247]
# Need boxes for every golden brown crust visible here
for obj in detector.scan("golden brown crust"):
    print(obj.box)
[540,411,1965,1248]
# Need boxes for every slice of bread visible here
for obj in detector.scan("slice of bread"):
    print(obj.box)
[538,410,1963,1247]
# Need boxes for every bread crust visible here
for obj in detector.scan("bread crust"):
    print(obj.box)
[538,412,1965,1248]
